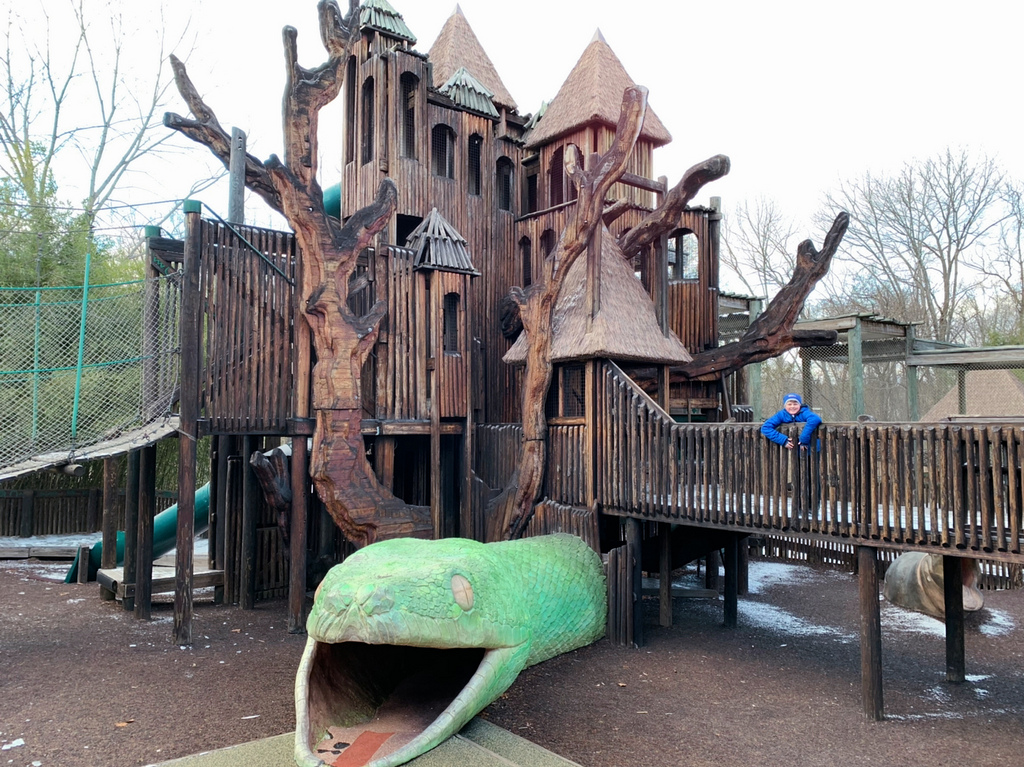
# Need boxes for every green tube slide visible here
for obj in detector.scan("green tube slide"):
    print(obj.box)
[64,482,211,583]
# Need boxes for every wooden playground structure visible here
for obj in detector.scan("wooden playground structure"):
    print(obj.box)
[6,0,1021,729]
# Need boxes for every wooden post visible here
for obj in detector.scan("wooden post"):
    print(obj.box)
[857,545,884,720]
[174,199,202,644]
[655,175,669,336]
[801,354,813,411]
[240,435,258,610]
[906,325,919,422]
[738,537,749,596]
[943,555,966,683]
[18,489,34,538]
[749,299,763,421]
[625,517,643,648]
[100,456,119,600]
[723,533,738,628]
[658,522,672,627]
[705,549,720,590]
[86,488,100,532]
[135,443,157,621]
[123,449,140,612]
[430,274,442,539]
[289,436,309,634]
[849,318,865,420]
[956,369,967,415]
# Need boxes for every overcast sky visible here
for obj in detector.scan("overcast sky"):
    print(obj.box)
[19,0,1024,257]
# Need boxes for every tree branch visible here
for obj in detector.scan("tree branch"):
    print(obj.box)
[678,212,849,379]
[163,54,281,211]
[618,154,731,259]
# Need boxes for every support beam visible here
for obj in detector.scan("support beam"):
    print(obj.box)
[849,318,865,419]
[123,450,140,612]
[100,456,119,600]
[658,522,672,627]
[135,444,157,621]
[625,517,643,648]
[723,534,738,628]
[240,435,259,610]
[943,555,966,683]
[289,437,310,634]
[857,545,884,720]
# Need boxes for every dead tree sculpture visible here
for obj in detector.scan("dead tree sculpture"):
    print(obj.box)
[164,0,429,546]
[498,86,732,540]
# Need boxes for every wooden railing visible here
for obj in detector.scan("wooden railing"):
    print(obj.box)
[596,361,1024,559]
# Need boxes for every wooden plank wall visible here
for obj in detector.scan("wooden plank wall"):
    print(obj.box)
[380,246,422,420]
[199,221,297,434]
[0,489,176,536]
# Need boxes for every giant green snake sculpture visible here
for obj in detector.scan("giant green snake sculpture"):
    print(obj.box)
[294,533,606,767]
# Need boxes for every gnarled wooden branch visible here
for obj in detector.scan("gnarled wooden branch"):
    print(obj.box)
[617,154,731,260]
[678,212,850,379]
[163,54,281,211]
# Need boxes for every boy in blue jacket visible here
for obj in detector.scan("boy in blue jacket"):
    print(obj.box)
[760,393,822,450]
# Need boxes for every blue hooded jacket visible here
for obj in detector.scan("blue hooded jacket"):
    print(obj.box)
[760,393,822,447]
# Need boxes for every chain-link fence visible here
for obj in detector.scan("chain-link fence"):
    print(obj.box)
[0,275,180,474]
[756,346,1024,423]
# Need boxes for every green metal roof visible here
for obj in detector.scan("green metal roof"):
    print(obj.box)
[359,0,416,44]
[438,67,499,119]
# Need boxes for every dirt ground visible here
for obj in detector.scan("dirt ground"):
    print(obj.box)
[2,555,1023,767]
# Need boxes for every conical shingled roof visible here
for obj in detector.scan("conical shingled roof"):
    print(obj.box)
[524,30,671,150]
[439,67,499,119]
[406,208,479,275]
[503,228,691,366]
[360,0,416,43]
[428,6,518,112]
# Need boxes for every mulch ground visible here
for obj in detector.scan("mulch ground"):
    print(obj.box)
[2,556,1023,767]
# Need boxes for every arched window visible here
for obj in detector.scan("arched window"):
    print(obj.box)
[548,146,564,206]
[443,292,460,353]
[400,73,418,159]
[344,57,356,164]
[541,228,557,257]
[432,124,455,179]
[519,236,532,287]
[667,229,700,280]
[496,157,514,212]
[361,77,375,165]
[467,134,482,195]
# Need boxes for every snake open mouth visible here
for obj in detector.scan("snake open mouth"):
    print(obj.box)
[294,639,522,767]
[291,534,606,767]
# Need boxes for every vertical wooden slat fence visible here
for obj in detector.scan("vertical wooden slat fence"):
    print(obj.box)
[594,360,1024,559]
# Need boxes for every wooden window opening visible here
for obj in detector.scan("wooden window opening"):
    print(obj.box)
[361,77,375,165]
[400,73,418,159]
[668,229,700,281]
[442,292,460,353]
[496,157,514,212]
[344,57,356,164]
[549,146,564,206]
[519,237,532,287]
[468,134,482,195]
[432,124,455,179]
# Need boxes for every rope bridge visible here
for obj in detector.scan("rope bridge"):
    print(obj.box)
[0,275,181,480]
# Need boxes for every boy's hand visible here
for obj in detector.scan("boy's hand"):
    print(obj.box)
[785,438,795,449]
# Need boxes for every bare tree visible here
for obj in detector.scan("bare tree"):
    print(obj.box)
[0,1,195,222]
[721,197,798,299]
[819,147,1005,343]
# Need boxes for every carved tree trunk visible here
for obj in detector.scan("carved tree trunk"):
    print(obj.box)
[498,87,649,540]
[165,0,427,547]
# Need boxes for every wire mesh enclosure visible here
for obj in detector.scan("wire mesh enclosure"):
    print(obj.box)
[0,276,180,474]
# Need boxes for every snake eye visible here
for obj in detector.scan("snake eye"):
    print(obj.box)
[450,574,474,611]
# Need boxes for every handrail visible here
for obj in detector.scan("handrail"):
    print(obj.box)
[593,361,1024,558]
